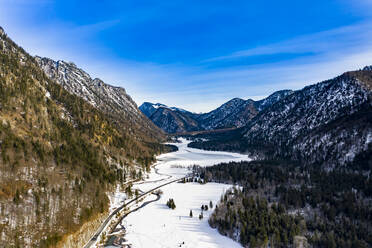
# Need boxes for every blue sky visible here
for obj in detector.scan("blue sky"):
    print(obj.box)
[1,0,372,112]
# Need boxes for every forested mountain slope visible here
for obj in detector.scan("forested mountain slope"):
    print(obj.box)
[140,90,292,133]
[35,56,165,142]
[194,160,372,247]
[139,102,201,133]
[197,90,293,130]
[196,98,257,130]
[147,106,201,133]
[0,27,167,247]
[190,69,372,168]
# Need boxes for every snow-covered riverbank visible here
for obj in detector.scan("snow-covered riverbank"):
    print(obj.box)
[120,138,251,248]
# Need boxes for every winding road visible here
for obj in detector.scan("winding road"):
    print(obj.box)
[83,139,249,248]
[110,192,161,234]
[83,168,183,248]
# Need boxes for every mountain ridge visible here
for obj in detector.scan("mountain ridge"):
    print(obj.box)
[139,102,201,133]
[36,56,165,142]
[140,90,293,133]
[189,69,372,168]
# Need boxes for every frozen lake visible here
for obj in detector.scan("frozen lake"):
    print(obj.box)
[120,138,251,248]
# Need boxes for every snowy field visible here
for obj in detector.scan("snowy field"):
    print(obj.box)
[120,138,250,248]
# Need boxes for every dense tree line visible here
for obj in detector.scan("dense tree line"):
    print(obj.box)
[195,161,372,247]
[210,188,305,247]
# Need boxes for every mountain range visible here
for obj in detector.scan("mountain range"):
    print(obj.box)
[139,89,293,133]
[189,68,372,168]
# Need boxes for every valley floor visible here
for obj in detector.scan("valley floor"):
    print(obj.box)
[102,139,250,248]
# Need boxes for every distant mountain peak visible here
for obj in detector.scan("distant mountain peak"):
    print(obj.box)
[229,97,245,102]
[140,90,292,133]
[255,89,294,111]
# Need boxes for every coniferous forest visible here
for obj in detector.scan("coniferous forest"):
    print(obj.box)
[194,161,372,247]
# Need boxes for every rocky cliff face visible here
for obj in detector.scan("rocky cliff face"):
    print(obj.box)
[35,57,165,142]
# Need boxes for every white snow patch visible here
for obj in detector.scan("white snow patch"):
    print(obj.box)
[124,182,242,248]
[108,185,127,212]
[366,133,372,144]
[121,138,249,248]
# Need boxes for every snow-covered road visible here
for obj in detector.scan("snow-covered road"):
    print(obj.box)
[120,138,251,248]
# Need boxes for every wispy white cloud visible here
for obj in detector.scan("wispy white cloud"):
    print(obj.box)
[1,1,372,113]
[4,17,372,112]
[88,45,372,112]
[108,21,372,112]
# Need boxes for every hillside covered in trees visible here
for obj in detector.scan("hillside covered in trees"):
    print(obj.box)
[194,160,372,247]
[0,27,168,247]
[188,68,372,169]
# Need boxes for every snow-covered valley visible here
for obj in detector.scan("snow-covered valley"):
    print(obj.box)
[103,139,251,248]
